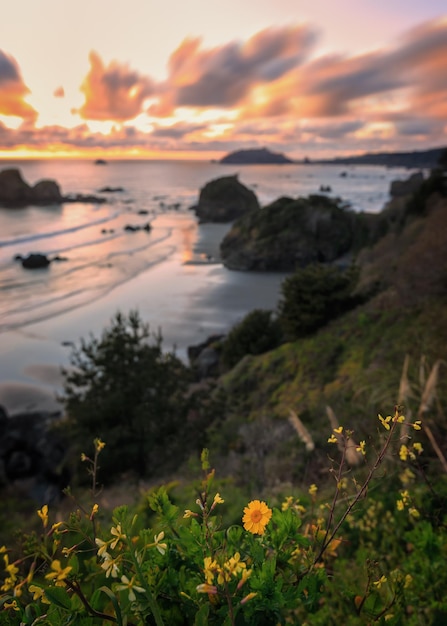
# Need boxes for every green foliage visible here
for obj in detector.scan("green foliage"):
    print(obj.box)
[2,411,447,625]
[61,310,191,480]
[221,309,283,369]
[278,263,360,340]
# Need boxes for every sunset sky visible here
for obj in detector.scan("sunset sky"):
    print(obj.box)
[0,0,446,159]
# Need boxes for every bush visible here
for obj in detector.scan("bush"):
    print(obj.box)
[61,310,191,480]
[221,309,283,369]
[278,264,360,340]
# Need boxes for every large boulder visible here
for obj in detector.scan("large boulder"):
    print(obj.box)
[220,195,372,271]
[0,168,34,205]
[21,253,51,269]
[191,175,259,223]
[32,179,63,203]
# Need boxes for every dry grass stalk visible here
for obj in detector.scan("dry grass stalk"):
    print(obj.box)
[325,405,362,466]
[398,355,413,442]
[417,359,447,473]
[288,409,315,452]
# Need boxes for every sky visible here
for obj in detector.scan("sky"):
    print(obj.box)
[0,0,446,159]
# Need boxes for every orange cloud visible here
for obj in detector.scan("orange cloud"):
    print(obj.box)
[53,86,65,98]
[0,50,37,121]
[153,24,316,114]
[76,51,155,121]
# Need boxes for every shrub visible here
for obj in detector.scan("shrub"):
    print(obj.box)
[278,263,360,340]
[221,309,283,369]
[60,310,191,480]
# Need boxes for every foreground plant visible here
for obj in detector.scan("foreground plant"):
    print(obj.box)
[0,407,442,625]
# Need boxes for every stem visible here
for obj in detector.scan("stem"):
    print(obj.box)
[67,580,118,623]
[313,417,398,566]
[130,550,165,626]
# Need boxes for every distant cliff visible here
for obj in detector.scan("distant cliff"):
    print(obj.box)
[220,147,294,165]
[315,146,447,169]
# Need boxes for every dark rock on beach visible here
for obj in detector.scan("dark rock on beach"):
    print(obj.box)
[98,186,124,193]
[20,253,51,269]
[0,168,106,207]
[191,175,260,223]
[0,168,62,206]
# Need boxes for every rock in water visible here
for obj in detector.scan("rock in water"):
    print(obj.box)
[21,253,51,269]
[191,175,259,223]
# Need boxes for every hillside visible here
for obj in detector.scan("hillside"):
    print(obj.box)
[315,145,447,169]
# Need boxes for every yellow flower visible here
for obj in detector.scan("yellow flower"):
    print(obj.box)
[399,445,409,461]
[396,500,405,511]
[115,575,145,602]
[356,441,366,456]
[3,600,19,611]
[45,560,72,586]
[409,507,420,519]
[100,554,120,578]
[240,592,257,605]
[333,426,343,434]
[308,484,318,496]
[95,537,110,558]
[153,531,167,555]
[37,504,49,528]
[413,442,423,454]
[373,575,387,589]
[90,504,99,518]
[203,556,218,584]
[281,496,294,511]
[327,434,338,443]
[196,583,218,594]
[183,509,197,518]
[242,500,272,535]
[110,523,126,549]
[94,438,106,452]
[212,492,225,506]
[80,452,88,462]
[378,414,392,430]
[29,584,50,604]
[412,421,422,431]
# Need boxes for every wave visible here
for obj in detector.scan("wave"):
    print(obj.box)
[0,210,121,249]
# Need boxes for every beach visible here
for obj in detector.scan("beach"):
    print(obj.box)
[0,211,288,415]
[0,159,416,415]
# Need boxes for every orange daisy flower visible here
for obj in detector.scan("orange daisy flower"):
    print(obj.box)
[242,500,272,535]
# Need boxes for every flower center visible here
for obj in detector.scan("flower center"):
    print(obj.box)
[251,510,262,523]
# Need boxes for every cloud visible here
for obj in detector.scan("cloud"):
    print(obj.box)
[53,86,65,98]
[152,24,316,114]
[76,51,156,121]
[0,50,37,121]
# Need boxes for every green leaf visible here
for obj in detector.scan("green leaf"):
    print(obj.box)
[99,586,123,626]
[194,603,209,626]
[44,586,72,610]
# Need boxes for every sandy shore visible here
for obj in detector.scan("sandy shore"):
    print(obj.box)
[0,214,289,416]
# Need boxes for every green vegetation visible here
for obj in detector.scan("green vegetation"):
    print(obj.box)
[61,311,191,481]
[278,264,360,340]
[221,309,283,369]
[1,171,447,623]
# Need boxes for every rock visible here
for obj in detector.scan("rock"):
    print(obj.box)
[63,193,106,204]
[220,195,366,271]
[191,175,260,223]
[32,180,63,203]
[52,255,68,262]
[188,335,225,379]
[0,168,34,205]
[95,159,107,165]
[21,253,51,269]
[98,186,124,192]
[319,185,332,192]
[220,147,294,165]
[138,209,149,215]
[389,172,425,198]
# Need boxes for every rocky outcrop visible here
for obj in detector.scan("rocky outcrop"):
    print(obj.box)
[0,404,69,504]
[0,168,106,207]
[20,253,51,269]
[220,195,372,271]
[220,147,294,165]
[191,175,259,223]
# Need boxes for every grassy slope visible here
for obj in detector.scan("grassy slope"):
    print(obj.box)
[205,192,447,492]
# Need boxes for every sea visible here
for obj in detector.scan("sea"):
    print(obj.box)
[0,159,419,413]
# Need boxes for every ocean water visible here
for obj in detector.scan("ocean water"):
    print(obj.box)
[0,159,417,411]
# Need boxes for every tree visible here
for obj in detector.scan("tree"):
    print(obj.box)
[278,264,360,340]
[61,310,191,480]
[221,309,283,369]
